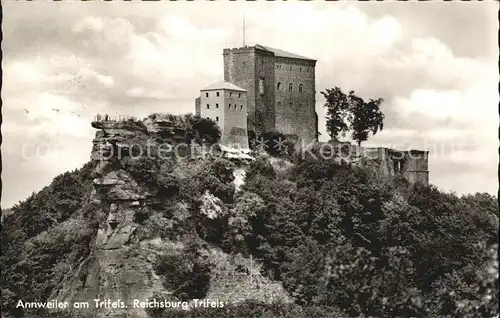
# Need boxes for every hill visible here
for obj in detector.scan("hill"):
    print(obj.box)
[1,113,498,318]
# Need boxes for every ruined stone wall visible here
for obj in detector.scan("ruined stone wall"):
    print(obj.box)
[274,56,317,143]
[362,147,396,177]
[313,141,429,186]
[401,150,429,186]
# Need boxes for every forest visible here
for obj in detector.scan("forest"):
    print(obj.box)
[1,115,498,318]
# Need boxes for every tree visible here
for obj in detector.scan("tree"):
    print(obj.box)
[189,116,221,144]
[322,87,384,145]
[349,95,384,146]
[322,87,350,141]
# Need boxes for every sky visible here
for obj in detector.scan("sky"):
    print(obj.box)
[1,1,498,208]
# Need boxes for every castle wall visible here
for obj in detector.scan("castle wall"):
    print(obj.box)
[362,147,396,177]
[401,150,429,186]
[224,47,277,136]
[222,90,249,149]
[274,57,317,143]
[224,47,275,135]
[314,143,430,186]
[402,171,429,185]
[224,48,256,131]
[254,50,277,135]
[199,90,224,129]
[195,97,201,116]
[401,150,429,171]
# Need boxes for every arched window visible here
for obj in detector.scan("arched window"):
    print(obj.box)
[299,84,303,93]
[277,82,281,91]
[288,83,293,92]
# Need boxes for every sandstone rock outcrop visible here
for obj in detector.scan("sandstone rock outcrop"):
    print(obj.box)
[52,115,288,318]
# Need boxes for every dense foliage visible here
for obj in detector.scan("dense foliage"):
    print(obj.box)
[227,156,498,317]
[122,149,498,317]
[155,247,211,301]
[0,162,95,317]
[254,131,296,159]
[1,119,497,317]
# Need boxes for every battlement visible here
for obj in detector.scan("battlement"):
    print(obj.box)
[223,46,274,57]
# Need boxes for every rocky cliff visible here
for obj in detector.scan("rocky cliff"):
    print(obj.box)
[51,114,289,318]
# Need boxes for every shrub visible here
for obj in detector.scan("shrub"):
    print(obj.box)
[257,131,296,158]
[155,254,211,301]
[186,115,221,144]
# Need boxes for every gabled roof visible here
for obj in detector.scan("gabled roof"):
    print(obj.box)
[255,44,316,61]
[201,81,247,92]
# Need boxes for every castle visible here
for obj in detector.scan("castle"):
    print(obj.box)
[195,45,429,186]
[196,44,318,147]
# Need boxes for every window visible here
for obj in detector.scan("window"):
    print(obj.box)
[300,67,302,72]
[229,104,232,109]
[259,78,264,95]
[277,102,281,107]
[230,92,232,97]
[206,104,210,109]
[216,116,219,122]
[238,93,241,98]
[216,103,219,109]
[299,84,303,93]
[216,92,220,97]
[289,66,292,71]
[205,92,209,97]
[289,102,293,108]
[288,83,293,92]
[240,105,243,110]
[277,82,281,91]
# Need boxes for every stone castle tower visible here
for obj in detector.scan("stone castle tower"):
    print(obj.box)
[195,81,249,148]
[223,45,318,143]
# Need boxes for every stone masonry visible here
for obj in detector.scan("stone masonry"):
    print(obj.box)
[222,45,318,143]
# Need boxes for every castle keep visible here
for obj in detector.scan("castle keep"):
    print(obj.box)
[197,45,318,145]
